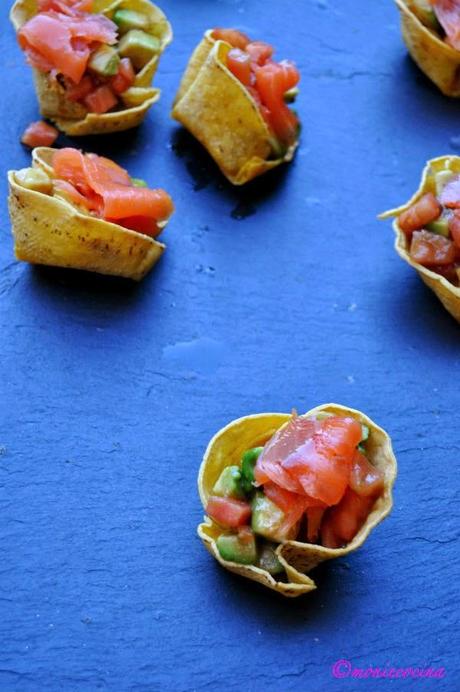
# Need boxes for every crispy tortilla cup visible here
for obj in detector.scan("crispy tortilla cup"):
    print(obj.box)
[8,147,167,281]
[380,155,460,322]
[10,0,172,135]
[172,31,298,186]
[198,403,397,598]
[395,0,460,96]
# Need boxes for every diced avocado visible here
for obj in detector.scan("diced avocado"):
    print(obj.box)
[316,412,333,421]
[240,447,263,493]
[88,44,120,77]
[357,424,370,453]
[113,9,150,34]
[410,0,441,31]
[216,532,257,565]
[284,87,299,103]
[118,30,161,70]
[426,214,451,237]
[212,466,245,500]
[258,543,284,576]
[434,169,454,196]
[15,167,52,195]
[130,177,148,187]
[361,424,369,442]
[251,492,285,541]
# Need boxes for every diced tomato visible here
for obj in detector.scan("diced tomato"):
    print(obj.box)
[410,229,457,266]
[115,215,160,237]
[398,193,442,234]
[65,74,94,101]
[21,120,59,147]
[349,451,384,498]
[84,85,118,114]
[212,28,250,50]
[429,263,459,284]
[227,49,252,86]
[111,58,135,95]
[246,41,273,65]
[320,521,343,549]
[206,496,251,529]
[263,483,310,539]
[431,0,460,50]
[38,0,94,13]
[306,506,325,544]
[254,61,300,144]
[448,210,460,247]
[238,526,255,544]
[439,175,460,208]
[321,488,374,545]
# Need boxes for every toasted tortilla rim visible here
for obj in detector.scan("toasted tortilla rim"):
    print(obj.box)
[198,403,397,597]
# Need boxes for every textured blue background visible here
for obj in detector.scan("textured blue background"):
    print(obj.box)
[0,1,459,690]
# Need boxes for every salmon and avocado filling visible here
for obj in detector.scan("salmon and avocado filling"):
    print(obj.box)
[212,28,300,152]
[205,413,384,572]
[408,0,460,47]
[17,0,164,115]
[15,147,173,237]
[397,164,460,284]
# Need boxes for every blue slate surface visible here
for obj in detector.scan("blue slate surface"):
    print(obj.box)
[0,1,459,690]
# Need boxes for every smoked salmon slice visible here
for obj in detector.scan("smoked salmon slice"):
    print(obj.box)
[18,7,117,84]
[52,148,174,235]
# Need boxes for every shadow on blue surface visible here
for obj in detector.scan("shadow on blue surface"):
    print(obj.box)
[170,127,294,213]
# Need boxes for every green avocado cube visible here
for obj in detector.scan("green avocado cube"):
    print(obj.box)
[258,543,284,575]
[251,492,285,541]
[118,30,161,70]
[284,86,299,103]
[434,169,455,196]
[113,9,150,34]
[212,466,245,500]
[216,532,257,565]
[88,44,120,77]
[240,447,263,493]
[15,167,52,195]
[411,0,441,31]
[360,424,369,442]
[426,214,451,237]
[130,177,148,188]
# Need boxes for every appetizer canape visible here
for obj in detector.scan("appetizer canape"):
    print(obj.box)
[10,0,172,135]
[381,155,460,321]
[8,147,174,280]
[395,0,460,95]
[198,404,396,597]
[172,28,300,185]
